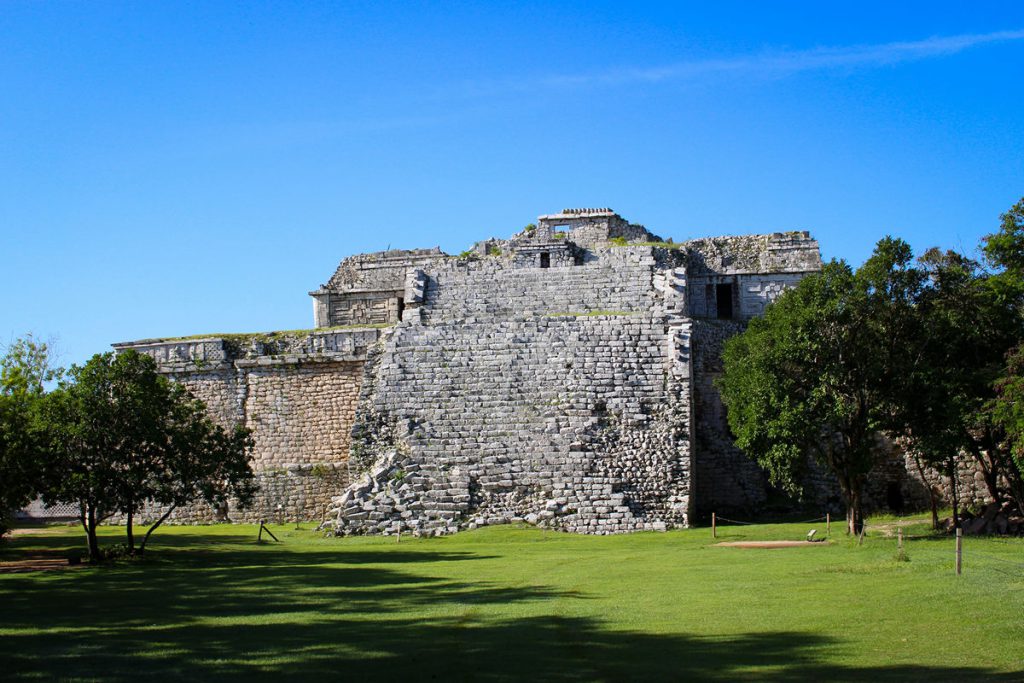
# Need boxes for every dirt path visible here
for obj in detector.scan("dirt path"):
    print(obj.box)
[0,553,84,574]
[7,526,73,537]
[715,540,828,549]
[868,515,933,537]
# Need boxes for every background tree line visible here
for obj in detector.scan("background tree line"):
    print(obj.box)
[719,198,1024,534]
[0,342,255,561]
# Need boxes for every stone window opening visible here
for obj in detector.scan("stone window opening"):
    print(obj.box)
[396,297,405,321]
[540,252,551,269]
[716,283,734,320]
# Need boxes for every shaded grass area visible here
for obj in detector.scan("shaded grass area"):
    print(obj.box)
[1,521,1022,681]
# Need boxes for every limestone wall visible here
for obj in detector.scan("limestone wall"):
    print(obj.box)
[327,292,398,326]
[313,248,446,327]
[331,246,694,536]
[335,317,691,536]
[112,330,378,523]
[243,360,362,468]
[108,214,841,533]
[111,464,350,526]
[684,232,821,276]
[684,232,821,321]
[420,247,668,323]
[691,319,769,513]
[537,209,660,248]
[688,273,808,320]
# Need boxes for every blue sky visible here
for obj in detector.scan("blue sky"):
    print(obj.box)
[3,2,1024,367]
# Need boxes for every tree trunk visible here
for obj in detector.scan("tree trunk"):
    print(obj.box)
[966,430,1002,507]
[1007,466,1024,516]
[949,458,960,530]
[126,503,135,555]
[846,490,864,536]
[929,490,939,530]
[835,469,865,536]
[85,504,101,563]
[138,505,177,557]
[78,508,91,560]
[911,454,940,530]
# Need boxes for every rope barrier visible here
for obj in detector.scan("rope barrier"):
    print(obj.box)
[962,551,1024,570]
[713,515,828,526]
[794,516,829,524]
[713,516,757,526]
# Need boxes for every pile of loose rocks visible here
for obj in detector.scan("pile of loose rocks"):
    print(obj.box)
[947,501,1024,535]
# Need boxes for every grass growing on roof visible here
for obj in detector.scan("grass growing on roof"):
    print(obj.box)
[150,324,394,342]
[1,518,1022,681]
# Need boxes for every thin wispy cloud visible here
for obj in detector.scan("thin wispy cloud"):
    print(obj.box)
[206,28,1024,146]
[467,28,1024,94]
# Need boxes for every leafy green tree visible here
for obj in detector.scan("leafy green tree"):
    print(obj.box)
[981,197,1024,294]
[0,395,37,538]
[896,248,1022,525]
[722,200,1024,533]
[134,407,255,556]
[719,240,924,534]
[720,261,869,533]
[0,335,62,538]
[1,334,62,395]
[976,197,1024,514]
[37,350,256,561]
[985,346,1024,511]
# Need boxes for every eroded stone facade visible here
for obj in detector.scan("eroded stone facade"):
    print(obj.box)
[116,208,834,532]
[111,330,379,523]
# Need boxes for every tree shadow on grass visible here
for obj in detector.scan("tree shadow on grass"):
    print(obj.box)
[0,533,1019,682]
[0,542,519,630]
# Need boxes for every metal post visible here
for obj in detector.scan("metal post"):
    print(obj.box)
[898,527,903,550]
[826,513,830,535]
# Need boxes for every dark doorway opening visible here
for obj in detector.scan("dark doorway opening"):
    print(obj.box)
[396,297,405,321]
[886,482,905,513]
[716,283,734,319]
[540,252,551,269]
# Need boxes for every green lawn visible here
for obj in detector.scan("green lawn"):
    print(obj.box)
[1,519,1021,681]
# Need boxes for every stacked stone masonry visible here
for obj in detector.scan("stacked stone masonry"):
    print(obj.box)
[110,330,379,524]
[109,207,978,533]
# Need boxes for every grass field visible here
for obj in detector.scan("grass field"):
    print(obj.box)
[1,519,1022,681]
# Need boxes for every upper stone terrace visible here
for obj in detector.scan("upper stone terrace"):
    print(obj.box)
[305,208,822,328]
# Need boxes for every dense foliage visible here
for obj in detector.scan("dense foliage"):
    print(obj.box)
[0,343,257,561]
[720,198,1024,531]
[0,335,62,537]
[35,350,257,561]
[718,257,896,534]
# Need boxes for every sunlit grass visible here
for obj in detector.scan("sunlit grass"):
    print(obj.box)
[1,518,1021,681]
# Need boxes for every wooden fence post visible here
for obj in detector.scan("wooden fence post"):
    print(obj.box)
[712,512,717,539]
[955,527,963,576]
[826,513,830,535]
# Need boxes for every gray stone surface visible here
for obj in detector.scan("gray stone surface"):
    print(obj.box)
[111,329,380,523]
[123,208,986,533]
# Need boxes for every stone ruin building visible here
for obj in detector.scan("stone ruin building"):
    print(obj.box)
[110,208,983,535]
